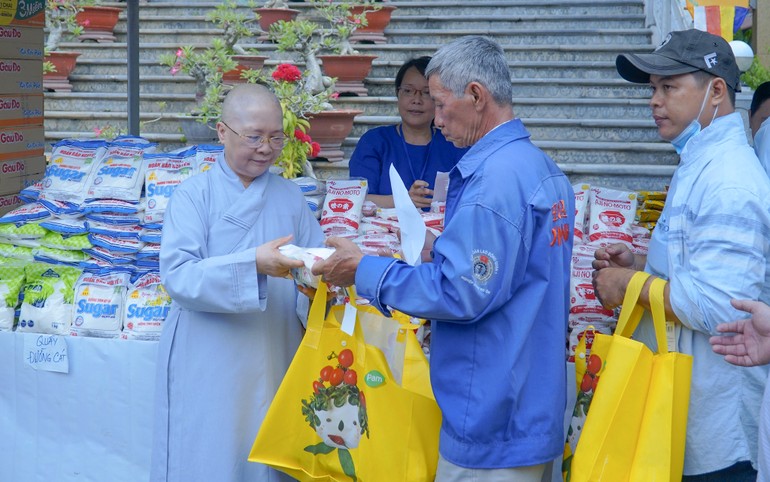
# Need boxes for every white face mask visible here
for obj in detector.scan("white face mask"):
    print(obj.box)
[670,79,717,155]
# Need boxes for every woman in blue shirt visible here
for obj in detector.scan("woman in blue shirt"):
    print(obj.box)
[349,57,467,208]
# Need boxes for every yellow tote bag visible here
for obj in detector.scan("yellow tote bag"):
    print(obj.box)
[249,285,442,481]
[569,272,692,482]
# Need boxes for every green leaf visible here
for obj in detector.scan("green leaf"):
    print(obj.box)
[304,442,335,455]
[338,448,357,481]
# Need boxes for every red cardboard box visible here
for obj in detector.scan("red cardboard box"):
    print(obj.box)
[0,59,43,93]
[0,25,43,60]
[0,0,45,27]
[0,94,43,126]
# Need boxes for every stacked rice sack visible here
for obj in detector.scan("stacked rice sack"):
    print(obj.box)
[314,178,443,356]
[566,184,665,361]
[0,138,191,339]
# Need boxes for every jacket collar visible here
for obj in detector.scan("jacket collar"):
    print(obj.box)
[455,119,530,179]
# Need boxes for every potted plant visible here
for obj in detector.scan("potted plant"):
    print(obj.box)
[160,40,237,143]
[269,0,376,96]
[160,0,267,143]
[243,63,334,178]
[349,0,395,44]
[312,0,378,96]
[208,0,267,85]
[76,0,123,43]
[267,16,363,162]
[254,0,301,37]
[44,0,85,92]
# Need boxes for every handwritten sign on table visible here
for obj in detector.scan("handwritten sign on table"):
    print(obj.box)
[23,334,69,373]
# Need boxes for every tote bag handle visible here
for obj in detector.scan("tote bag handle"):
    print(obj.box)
[615,272,669,354]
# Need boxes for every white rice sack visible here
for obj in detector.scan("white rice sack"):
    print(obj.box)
[569,244,615,329]
[0,202,50,224]
[193,145,220,174]
[143,152,195,225]
[319,179,368,236]
[587,186,637,247]
[121,272,171,340]
[70,271,129,338]
[86,142,147,203]
[41,140,106,205]
[17,263,82,335]
[572,183,590,244]
[0,262,25,331]
[278,244,335,289]
[291,176,326,196]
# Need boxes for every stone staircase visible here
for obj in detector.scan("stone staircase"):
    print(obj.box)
[43,0,677,190]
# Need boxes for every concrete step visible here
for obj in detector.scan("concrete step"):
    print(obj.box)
[59,41,654,63]
[66,56,620,80]
[44,93,652,121]
[55,72,650,99]
[134,1,644,17]
[106,26,650,47]
[44,109,661,145]
[118,13,646,31]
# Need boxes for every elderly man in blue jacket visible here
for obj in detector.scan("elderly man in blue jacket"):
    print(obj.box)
[313,35,574,481]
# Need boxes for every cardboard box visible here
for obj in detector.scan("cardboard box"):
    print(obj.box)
[0,25,43,60]
[0,192,24,216]
[0,0,45,27]
[0,155,45,178]
[0,126,45,161]
[0,94,43,126]
[0,59,43,94]
[0,169,44,196]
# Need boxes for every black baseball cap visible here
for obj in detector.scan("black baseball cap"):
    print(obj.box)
[616,29,741,92]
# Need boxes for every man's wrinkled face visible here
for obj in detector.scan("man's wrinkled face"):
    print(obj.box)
[429,75,478,148]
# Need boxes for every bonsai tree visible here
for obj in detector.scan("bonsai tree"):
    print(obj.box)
[44,0,84,72]
[242,64,336,178]
[262,0,292,7]
[268,1,370,93]
[159,0,263,124]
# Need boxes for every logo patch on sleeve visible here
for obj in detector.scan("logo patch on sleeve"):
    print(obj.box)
[472,250,498,284]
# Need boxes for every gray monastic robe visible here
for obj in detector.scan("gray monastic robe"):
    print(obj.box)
[151,158,324,481]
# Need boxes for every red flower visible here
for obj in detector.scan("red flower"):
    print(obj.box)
[271,63,302,83]
[310,142,321,158]
[294,129,311,143]
[330,92,340,99]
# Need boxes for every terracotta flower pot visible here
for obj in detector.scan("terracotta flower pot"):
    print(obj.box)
[254,7,300,40]
[317,54,377,97]
[44,51,81,92]
[306,109,362,163]
[222,55,269,85]
[349,5,396,44]
[76,6,123,43]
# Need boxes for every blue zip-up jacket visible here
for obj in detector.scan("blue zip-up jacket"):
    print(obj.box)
[356,119,574,468]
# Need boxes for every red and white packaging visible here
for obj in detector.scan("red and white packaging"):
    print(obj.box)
[631,223,652,256]
[421,212,444,228]
[587,186,637,247]
[569,244,615,328]
[573,183,590,244]
[319,179,368,236]
[568,322,614,362]
[430,201,446,214]
[353,233,399,248]
[358,218,390,235]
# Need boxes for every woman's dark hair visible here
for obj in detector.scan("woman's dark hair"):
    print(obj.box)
[750,81,770,116]
[395,56,432,95]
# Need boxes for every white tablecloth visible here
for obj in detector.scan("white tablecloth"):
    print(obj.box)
[0,331,157,482]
